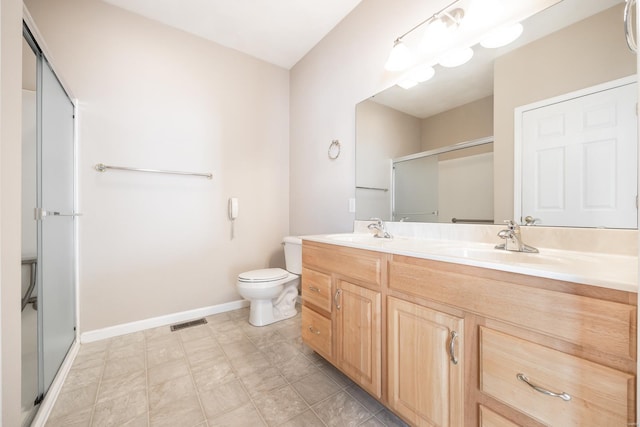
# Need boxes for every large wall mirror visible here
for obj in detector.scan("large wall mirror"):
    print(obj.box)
[355,0,637,228]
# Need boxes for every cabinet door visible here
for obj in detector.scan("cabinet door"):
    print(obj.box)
[387,297,464,427]
[335,280,382,398]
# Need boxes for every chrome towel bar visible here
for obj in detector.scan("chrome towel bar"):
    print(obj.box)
[356,186,388,192]
[95,163,212,179]
[451,218,493,224]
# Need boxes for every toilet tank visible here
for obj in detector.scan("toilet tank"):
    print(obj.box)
[283,236,302,274]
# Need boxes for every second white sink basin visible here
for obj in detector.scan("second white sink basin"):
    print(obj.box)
[431,246,572,267]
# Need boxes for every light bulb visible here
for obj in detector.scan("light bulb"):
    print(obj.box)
[385,40,413,72]
[420,9,464,53]
[480,23,524,48]
[438,47,474,68]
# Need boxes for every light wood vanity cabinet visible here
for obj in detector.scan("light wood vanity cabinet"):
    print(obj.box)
[479,327,634,427]
[301,241,637,426]
[301,241,383,398]
[335,279,382,398]
[387,297,464,426]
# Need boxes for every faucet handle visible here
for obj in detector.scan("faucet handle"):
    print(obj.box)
[503,219,519,230]
[368,218,383,229]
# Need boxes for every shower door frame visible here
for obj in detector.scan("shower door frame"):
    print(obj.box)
[23,20,79,409]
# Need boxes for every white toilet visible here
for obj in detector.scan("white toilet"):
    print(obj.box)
[236,236,302,326]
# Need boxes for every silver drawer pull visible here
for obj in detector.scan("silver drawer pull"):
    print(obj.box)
[308,325,321,335]
[516,373,571,401]
[334,289,342,310]
[449,331,459,365]
[308,286,321,293]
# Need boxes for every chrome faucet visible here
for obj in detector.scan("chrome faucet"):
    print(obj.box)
[367,218,392,239]
[495,220,538,253]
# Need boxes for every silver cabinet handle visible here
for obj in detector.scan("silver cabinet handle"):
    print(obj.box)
[625,0,637,52]
[308,325,321,335]
[516,373,571,401]
[308,286,321,293]
[334,289,342,310]
[449,331,459,365]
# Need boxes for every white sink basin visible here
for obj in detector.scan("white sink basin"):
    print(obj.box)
[432,246,571,267]
[323,233,389,243]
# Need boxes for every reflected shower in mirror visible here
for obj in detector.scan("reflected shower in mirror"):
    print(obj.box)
[355,0,636,228]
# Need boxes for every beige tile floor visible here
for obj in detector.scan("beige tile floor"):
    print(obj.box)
[44,306,409,427]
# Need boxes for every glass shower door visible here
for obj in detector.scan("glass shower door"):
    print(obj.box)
[37,58,76,395]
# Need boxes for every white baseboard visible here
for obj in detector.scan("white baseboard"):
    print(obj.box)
[80,299,250,343]
[30,340,81,427]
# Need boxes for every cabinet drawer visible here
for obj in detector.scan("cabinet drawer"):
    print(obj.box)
[480,327,634,427]
[301,306,332,361]
[302,267,332,312]
[479,406,519,427]
[303,242,383,286]
[389,256,636,360]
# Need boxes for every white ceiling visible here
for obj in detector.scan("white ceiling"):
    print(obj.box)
[101,0,363,69]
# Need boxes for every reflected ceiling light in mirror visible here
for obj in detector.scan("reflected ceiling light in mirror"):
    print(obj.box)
[397,79,419,89]
[397,64,436,90]
[409,64,436,82]
[384,39,413,71]
[480,23,524,48]
[438,47,474,67]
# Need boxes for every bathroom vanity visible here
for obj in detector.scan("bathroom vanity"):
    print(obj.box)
[300,233,637,426]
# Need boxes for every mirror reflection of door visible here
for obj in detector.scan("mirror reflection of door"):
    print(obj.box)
[520,78,637,228]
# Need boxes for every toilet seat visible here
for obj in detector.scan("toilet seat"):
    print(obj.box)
[238,268,289,283]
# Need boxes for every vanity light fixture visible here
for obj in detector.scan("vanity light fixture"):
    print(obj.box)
[384,0,463,72]
[438,47,474,67]
[480,22,524,48]
[420,8,465,53]
[384,39,413,71]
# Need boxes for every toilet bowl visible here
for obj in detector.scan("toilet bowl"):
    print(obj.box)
[236,236,302,326]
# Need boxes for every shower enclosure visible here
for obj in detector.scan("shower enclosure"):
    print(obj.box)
[22,23,77,426]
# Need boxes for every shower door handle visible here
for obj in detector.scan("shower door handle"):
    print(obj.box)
[35,208,83,220]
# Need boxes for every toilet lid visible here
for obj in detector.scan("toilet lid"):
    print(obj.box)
[238,268,289,283]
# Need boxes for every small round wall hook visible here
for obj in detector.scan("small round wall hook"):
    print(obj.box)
[328,139,341,160]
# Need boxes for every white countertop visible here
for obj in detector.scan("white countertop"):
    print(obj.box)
[302,233,638,293]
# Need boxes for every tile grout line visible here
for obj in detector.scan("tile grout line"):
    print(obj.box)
[177,327,211,427]
[144,332,151,427]
[213,318,271,426]
[88,339,111,427]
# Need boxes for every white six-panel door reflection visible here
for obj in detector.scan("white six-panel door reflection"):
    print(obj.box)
[521,80,637,228]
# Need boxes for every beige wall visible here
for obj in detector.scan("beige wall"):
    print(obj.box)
[494,3,636,221]
[1,0,25,422]
[25,0,290,332]
[421,95,493,151]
